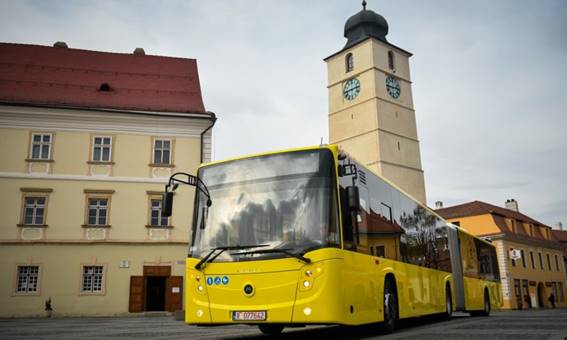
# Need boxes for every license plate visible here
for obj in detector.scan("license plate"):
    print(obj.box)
[231,311,267,321]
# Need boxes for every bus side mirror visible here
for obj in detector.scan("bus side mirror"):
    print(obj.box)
[347,186,360,211]
[162,192,173,217]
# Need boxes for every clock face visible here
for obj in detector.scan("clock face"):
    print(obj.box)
[343,78,360,101]
[385,76,401,99]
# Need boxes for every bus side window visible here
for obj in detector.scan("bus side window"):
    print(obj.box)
[339,186,355,248]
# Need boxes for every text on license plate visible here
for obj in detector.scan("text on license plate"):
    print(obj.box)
[232,311,266,321]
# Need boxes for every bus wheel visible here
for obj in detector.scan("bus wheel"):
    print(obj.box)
[480,290,491,316]
[471,289,490,317]
[258,324,284,335]
[444,285,453,319]
[382,278,398,333]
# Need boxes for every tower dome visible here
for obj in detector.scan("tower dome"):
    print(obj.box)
[344,1,389,49]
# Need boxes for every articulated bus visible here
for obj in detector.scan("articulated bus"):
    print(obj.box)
[164,145,501,335]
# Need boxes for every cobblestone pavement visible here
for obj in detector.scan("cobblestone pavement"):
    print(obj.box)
[1,308,566,340]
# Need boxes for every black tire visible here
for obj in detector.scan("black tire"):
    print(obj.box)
[443,285,453,319]
[382,278,398,333]
[470,289,490,317]
[258,324,284,335]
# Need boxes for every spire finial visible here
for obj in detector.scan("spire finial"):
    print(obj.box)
[362,0,367,10]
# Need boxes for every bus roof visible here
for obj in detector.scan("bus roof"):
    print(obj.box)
[199,144,338,168]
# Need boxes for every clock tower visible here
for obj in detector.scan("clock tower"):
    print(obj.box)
[325,1,427,203]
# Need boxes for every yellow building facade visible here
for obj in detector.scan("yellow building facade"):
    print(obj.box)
[437,200,566,309]
[0,43,215,316]
[325,4,427,204]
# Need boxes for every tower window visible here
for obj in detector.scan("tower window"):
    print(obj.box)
[388,51,395,70]
[346,53,354,73]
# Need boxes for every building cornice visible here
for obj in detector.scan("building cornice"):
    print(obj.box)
[0,104,213,138]
[0,102,213,120]
[1,172,169,184]
[0,239,189,245]
[481,232,564,251]
[324,36,413,62]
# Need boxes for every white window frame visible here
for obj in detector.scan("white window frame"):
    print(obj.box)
[81,265,105,294]
[152,138,172,165]
[87,197,109,226]
[149,197,169,227]
[29,133,53,160]
[22,196,47,225]
[15,265,40,295]
[91,136,113,162]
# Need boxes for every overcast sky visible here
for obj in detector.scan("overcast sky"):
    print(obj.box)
[1,0,566,227]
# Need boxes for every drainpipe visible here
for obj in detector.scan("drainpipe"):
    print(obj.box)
[200,111,217,164]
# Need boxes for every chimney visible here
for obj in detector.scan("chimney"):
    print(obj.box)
[435,201,443,209]
[557,222,564,231]
[505,199,519,212]
[133,47,145,55]
[53,41,68,48]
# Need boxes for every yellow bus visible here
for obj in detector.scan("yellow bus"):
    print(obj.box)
[163,145,501,334]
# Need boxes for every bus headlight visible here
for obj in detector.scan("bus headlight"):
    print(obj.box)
[197,284,204,292]
[303,280,311,288]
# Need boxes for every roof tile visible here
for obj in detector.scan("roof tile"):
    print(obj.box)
[0,43,206,113]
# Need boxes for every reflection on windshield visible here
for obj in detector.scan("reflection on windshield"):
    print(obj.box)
[190,149,339,262]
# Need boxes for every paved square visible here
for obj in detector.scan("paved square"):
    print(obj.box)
[1,308,566,339]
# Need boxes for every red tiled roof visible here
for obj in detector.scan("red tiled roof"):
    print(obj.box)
[436,200,561,243]
[435,200,545,226]
[552,230,567,243]
[0,43,206,113]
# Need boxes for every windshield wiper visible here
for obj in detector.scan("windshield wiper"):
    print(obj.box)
[194,244,269,270]
[231,248,311,264]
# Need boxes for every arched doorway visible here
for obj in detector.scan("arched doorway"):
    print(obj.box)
[537,282,546,308]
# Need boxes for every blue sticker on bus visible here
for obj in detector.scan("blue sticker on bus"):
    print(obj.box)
[214,276,221,285]
[221,276,229,285]
[206,277,213,286]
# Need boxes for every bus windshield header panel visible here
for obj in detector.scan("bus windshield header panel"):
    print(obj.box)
[190,149,340,262]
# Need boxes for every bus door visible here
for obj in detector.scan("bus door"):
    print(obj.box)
[447,225,466,311]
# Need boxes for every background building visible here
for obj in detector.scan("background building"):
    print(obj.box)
[552,224,567,282]
[325,2,426,204]
[0,42,215,316]
[436,200,566,309]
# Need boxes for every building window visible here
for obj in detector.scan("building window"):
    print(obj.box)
[16,266,40,294]
[87,198,109,226]
[22,196,47,225]
[149,198,169,227]
[513,279,521,299]
[81,266,104,293]
[29,133,52,160]
[547,253,552,271]
[91,136,112,162]
[555,254,560,271]
[559,282,564,302]
[539,252,544,270]
[388,50,395,70]
[510,248,516,267]
[530,251,535,269]
[520,249,526,268]
[345,53,354,73]
[153,139,172,165]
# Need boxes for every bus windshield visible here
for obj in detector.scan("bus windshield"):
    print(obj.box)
[189,149,340,262]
